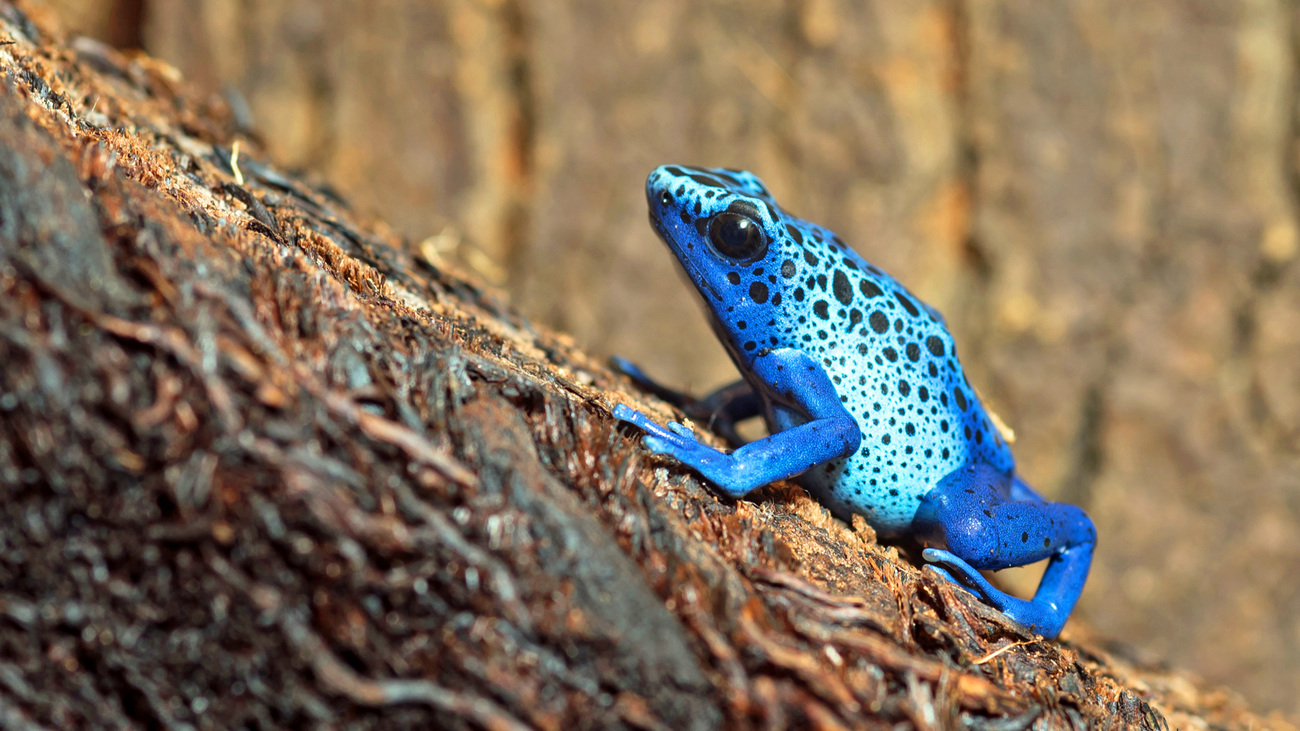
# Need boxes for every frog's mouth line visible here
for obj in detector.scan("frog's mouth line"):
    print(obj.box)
[647,208,722,302]
[647,208,667,239]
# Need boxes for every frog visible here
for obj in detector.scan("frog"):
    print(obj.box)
[613,165,1096,638]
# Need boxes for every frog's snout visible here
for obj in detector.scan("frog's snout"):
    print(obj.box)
[645,166,673,209]
[645,165,679,233]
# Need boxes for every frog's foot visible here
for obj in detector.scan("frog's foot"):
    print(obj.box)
[613,404,748,497]
[912,463,1096,639]
[923,549,1055,635]
[612,404,695,448]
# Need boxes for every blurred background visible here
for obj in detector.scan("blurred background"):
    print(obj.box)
[33,0,1300,715]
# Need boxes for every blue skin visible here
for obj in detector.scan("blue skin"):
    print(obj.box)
[613,165,1096,638]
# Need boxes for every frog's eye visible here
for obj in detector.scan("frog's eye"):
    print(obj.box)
[659,191,673,206]
[708,211,767,261]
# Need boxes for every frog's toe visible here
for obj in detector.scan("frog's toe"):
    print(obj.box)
[616,406,679,445]
[642,433,677,454]
[608,355,637,374]
[631,419,703,456]
[922,564,961,591]
[612,403,643,423]
[923,549,998,601]
[609,356,649,382]
[925,563,1003,609]
[667,420,694,437]
[614,405,696,443]
[923,548,1065,636]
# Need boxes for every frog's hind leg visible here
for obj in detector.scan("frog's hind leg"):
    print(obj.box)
[911,464,1096,639]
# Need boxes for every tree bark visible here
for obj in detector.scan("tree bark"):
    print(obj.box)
[58,1,1300,712]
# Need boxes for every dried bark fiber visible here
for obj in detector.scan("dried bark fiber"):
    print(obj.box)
[0,5,1288,730]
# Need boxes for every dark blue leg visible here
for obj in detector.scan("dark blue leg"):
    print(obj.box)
[610,355,690,405]
[610,356,761,444]
[911,464,1096,638]
[614,348,861,498]
[697,380,763,422]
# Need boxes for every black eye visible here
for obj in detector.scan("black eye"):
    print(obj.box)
[708,212,767,261]
[659,191,673,206]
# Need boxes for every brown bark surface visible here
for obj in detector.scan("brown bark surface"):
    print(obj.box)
[0,2,1296,728]
[85,0,1300,716]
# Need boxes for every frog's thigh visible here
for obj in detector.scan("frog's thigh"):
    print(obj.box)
[912,463,1089,570]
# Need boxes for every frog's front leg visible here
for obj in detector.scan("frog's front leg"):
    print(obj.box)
[610,356,761,445]
[912,464,1096,638]
[614,348,861,498]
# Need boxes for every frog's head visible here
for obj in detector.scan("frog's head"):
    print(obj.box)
[644,161,868,361]
[645,164,832,363]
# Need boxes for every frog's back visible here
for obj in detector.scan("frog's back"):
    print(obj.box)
[773,238,1015,531]
[646,166,1015,532]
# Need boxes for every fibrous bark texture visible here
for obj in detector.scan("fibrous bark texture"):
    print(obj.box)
[114,0,1300,715]
[0,3,1293,730]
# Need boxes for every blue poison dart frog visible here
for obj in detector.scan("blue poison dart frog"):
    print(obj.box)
[613,165,1096,638]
